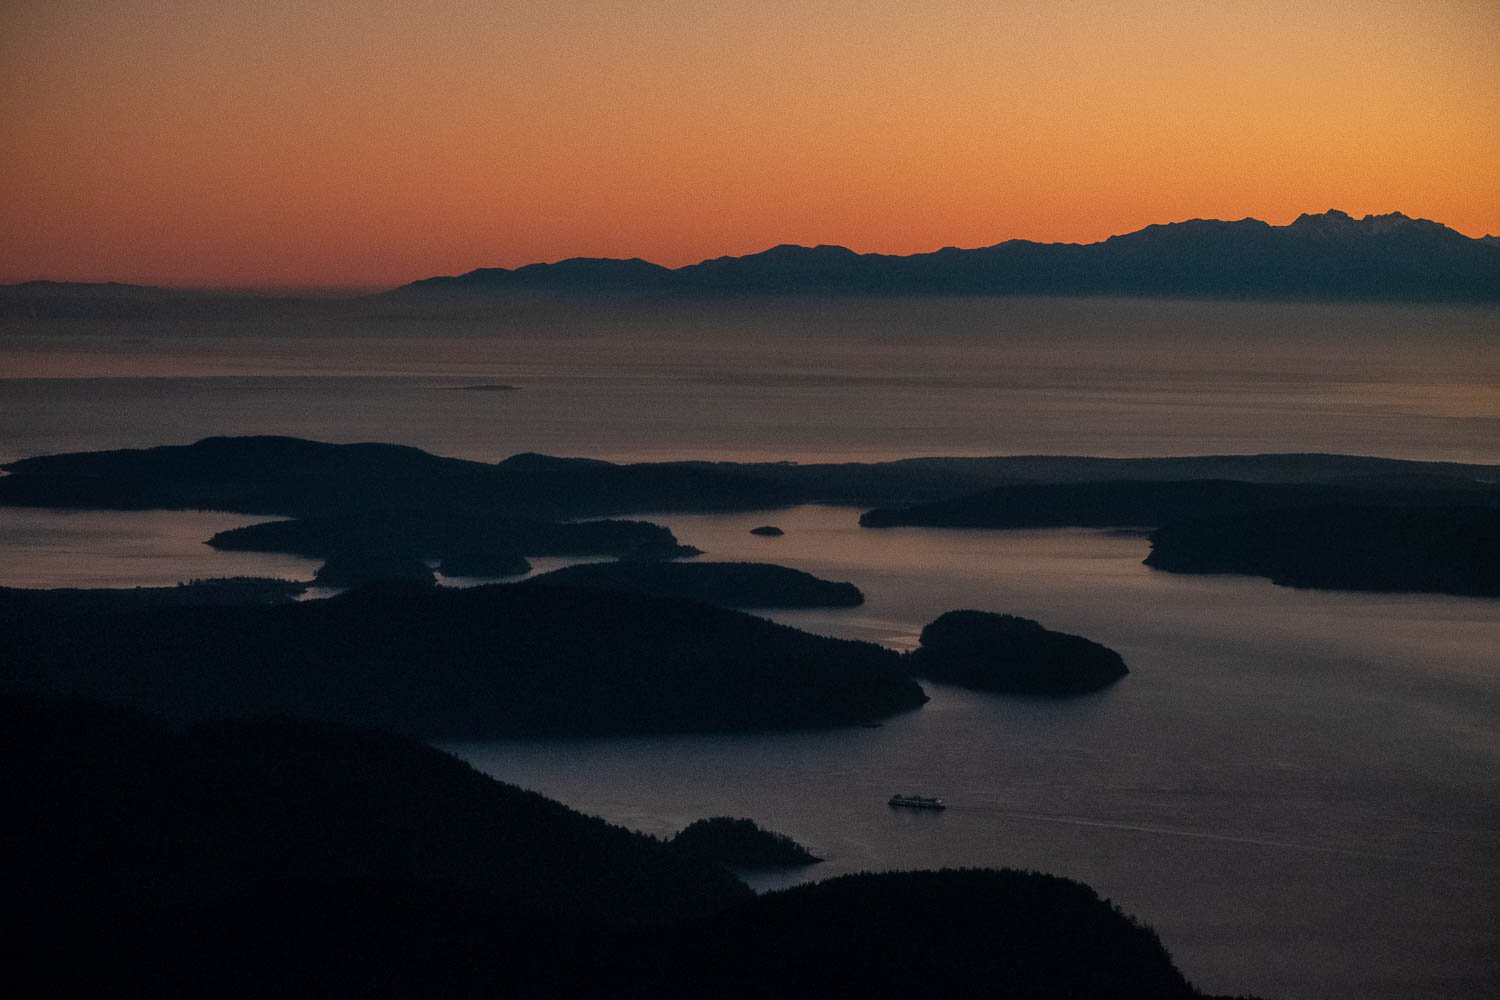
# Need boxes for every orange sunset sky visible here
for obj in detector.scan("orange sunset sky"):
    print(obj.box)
[2,0,1496,290]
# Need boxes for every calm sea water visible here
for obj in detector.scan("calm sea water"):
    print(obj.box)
[451,507,1500,1000]
[1,296,1497,999]
[2,296,1498,464]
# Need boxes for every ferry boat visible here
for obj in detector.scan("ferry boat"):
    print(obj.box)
[888,793,945,810]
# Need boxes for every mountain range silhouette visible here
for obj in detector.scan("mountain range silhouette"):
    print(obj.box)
[406,210,1499,300]
[4,211,1494,304]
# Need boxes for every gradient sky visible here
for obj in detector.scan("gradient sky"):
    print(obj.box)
[2,1,1496,289]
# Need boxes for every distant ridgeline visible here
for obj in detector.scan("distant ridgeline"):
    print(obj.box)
[3,435,1497,597]
[401,211,1500,301]
[3,212,1496,315]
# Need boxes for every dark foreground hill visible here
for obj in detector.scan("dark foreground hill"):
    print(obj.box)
[4,696,737,996]
[673,868,1201,999]
[2,697,746,930]
[526,560,864,608]
[0,582,925,737]
[5,698,1245,999]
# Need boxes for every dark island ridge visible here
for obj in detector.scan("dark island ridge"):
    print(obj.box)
[7,435,1498,597]
[860,480,1500,598]
[6,435,1497,518]
[5,435,1497,599]
[0,581,925,738]
[1145,504,1500,597]
[907,610,1130,696]
[0,577,1136,741]
[207,509,696,561]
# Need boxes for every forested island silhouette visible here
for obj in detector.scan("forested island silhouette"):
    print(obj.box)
[3,433,1493,997]
[7,0,1495,990]
[5,436,1495,597]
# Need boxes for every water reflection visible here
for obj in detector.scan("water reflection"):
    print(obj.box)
[0,500,1495,998]
[0,507,320,588]
[452,505,1500,1000]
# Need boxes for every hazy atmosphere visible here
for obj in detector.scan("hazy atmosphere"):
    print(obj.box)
[3,3,1497,999]
[3,0,1497,288]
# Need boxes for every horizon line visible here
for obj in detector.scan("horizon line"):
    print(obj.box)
[4,208,1496,295]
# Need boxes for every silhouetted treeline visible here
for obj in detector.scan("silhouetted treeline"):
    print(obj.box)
[669,817,822,867]
[0,582,925,737]
[525,560,863,608]
[4,697,1255,999]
